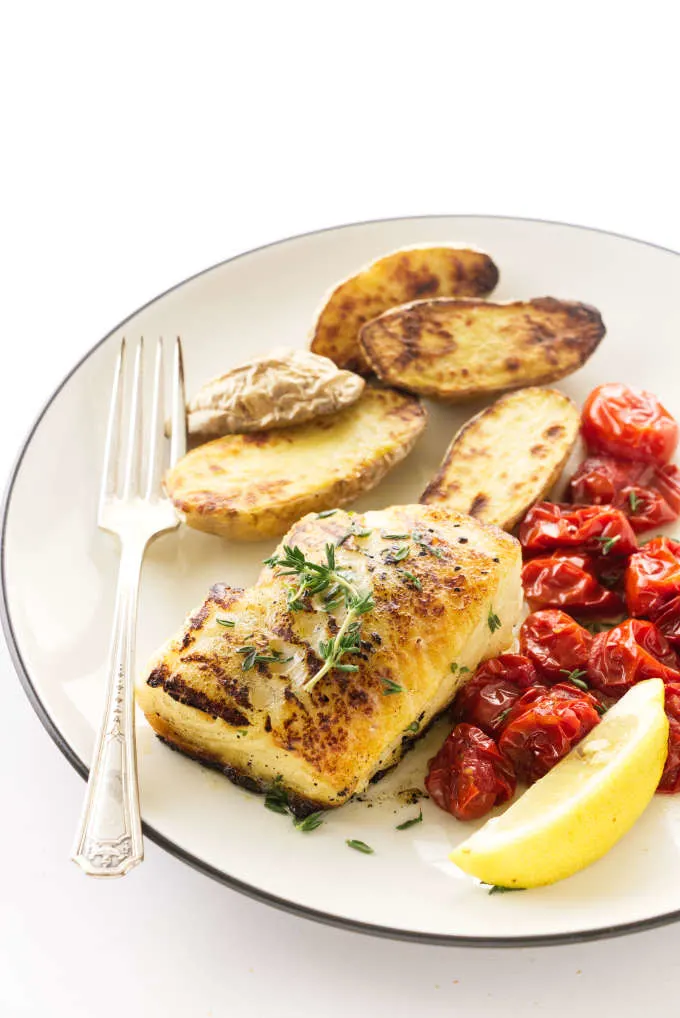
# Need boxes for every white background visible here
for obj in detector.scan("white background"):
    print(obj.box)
[1,3,679,1015]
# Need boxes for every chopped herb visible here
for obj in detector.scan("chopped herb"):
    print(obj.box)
[381,676,404,695]
[237,646,293,671]
[595,702,607,715]
[384,544,410,564]
[628,491,642,513]
[398,569,422,590]
[459,666,470,674]
[485,884,524,895]
[488,609,502,633]
[579,617,625,634]
[294,812,324,832]
[316,509,338,519]
[264,543,375,691]
[337,525,372,545]
[216,616,235,627]
[450,662,458,673]
[412,531,443,558]
[382,532,410,540]
[595,534,621,555]
[264,778,289,815]
[406,720,420,734]
[346,839,374,854]
[236,729,249,738]
[396,810,423,830]
[496,707,512,726]
[560,668,589,691]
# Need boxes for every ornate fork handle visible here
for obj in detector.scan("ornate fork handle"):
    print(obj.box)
[71,539,146,876]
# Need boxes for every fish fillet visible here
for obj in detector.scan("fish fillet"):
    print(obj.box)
[137,504,522,814]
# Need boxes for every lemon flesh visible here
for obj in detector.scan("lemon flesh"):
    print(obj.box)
[450,679,669,888]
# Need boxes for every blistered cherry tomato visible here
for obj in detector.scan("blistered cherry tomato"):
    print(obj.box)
[587,618,680,698]
[651,595,680,650]
[498,683,601,785]
[425,723,516,821]
[581,383,678,466]
[452,655,538,736]
[519,610,593,683]
[522,550,625,615]
[568,456,680,533]
[659,683,680,794]
[625,537,680,618]
[519,503,638,558]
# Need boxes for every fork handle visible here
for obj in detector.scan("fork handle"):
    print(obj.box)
[71,540,146,877]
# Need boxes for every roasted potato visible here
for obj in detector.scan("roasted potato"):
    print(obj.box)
[311,246,499,374]
[360,297,605,400]
[165,386,427,540]
[420,387,580,530]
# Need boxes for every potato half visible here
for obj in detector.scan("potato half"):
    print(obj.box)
[311,246,499,374]
[360,297,605,400]
[420,387,580,530]
[166,386,427,540]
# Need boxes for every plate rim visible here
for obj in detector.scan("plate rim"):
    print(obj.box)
[4,212,680,947]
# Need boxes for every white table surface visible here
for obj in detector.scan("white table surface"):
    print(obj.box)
[2,5,679,1015]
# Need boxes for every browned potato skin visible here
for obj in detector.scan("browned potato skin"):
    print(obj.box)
[311,247,499,374]
[421,387,581,530]
[360,297,605,400]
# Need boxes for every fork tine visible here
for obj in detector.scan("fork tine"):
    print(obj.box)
[144,338,166,499]
[122,338,144,500]
[169,336,186,467]
[99,339,126,513]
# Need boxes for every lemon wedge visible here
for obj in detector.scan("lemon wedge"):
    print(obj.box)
[450,678,669,888]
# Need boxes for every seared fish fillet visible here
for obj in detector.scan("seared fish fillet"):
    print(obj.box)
[138,505,522,814]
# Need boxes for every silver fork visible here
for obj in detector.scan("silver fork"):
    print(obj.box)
[71,337,186,877]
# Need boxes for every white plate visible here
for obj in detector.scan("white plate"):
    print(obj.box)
[4,216,680,946]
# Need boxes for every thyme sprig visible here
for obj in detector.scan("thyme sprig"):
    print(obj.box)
[237,646,293,671]
[595,534,621,555]
[264,543,374,692]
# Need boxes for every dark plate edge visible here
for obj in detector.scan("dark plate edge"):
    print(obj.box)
[3,212,680,948]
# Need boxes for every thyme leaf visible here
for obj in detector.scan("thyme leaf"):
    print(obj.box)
[488,609,502,633]
[346,839,374,854]
[396,810,423,830]
[237,646,293,671]
[398,568,422,590]
[294,812,324,832]
[381,676,404,695]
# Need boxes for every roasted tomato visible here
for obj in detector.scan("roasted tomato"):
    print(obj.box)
[498,683,601,784]
[587,618,680,698]
[522,550,625,615]
[519,610,593,683]
[452,655,538,736]
[581,383,679,466]
[659,683,680,793]
[568,456,680,533]
[651,595,680,650]
[625,537,680,618]
[519,503,638,559]
[425,723,516,821]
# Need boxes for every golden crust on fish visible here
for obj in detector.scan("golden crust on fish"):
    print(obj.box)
[310,246,499,374]
[137,505,522,814]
